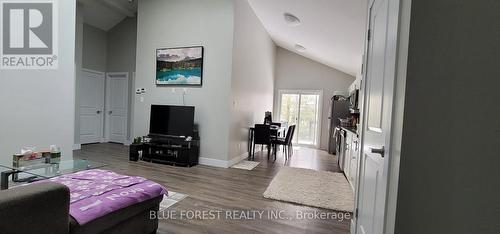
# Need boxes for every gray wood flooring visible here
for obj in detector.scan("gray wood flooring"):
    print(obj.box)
[74,143,351,234]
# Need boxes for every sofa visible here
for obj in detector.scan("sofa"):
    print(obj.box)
[0,182,162,234]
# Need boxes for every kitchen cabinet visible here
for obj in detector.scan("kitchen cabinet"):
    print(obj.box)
[341,128,360,191]
[349,135,360,190]
[343,131,353,177]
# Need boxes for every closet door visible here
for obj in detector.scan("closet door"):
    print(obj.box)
[105,72,129,144]
[79,69,105,144]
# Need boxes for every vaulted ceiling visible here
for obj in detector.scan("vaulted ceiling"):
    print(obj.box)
[78,0,367,76]
[78,0,137,31]
[248,0,368,76]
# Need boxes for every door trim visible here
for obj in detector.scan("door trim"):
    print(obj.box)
[276,89,323,148]
[383,0,411,232]
[81,68,105,76]
[104,72,129,144]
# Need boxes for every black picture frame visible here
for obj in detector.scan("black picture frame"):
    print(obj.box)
[155,46,204,86]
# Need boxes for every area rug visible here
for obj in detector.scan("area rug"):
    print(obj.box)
[159,191,188,211]
[263,167,354,212]
[231,160,260,170]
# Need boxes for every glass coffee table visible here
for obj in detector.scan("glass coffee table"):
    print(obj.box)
[0,159,106,190]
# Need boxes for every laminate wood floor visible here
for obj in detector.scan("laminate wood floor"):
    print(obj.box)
[74,143,351,234]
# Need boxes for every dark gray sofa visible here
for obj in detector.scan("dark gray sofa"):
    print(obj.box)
[0,182,162,234]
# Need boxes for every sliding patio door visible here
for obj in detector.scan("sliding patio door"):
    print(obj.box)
[278,90,322,147]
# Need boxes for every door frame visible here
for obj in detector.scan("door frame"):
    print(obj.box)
[381,0,411,232]
[352,0,411,233]
[79,68,106,144]
[276,89,323,148]
[104,72,129,144]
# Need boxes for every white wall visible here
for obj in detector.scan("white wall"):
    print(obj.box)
[74,13,136,145]
[227,0,276,161]
[0,0,76,161]
[107,17,137,141]
[274,47,354,150]
[82,24,107,72]
[74,6,108,146]
[134,0,234,161]
[74,2,84,146]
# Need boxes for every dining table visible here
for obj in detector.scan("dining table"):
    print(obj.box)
[247,125,286,157]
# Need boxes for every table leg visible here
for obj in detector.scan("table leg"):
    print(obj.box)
[0,170,38,190]
[248,130,251,157]
[248,129,254,159]
[1,170,17,190]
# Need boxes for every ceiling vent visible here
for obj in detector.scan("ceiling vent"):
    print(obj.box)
[284,13,301,26]
[294,44,306,52]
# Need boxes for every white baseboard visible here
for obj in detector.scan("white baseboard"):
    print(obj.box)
[198,157,230,168]
[227,152,249,167]
[199,152,250,168]
[72,144,81,150]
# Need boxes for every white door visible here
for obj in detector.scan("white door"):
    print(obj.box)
[105,72,129,144]
[278,90,322,147]
[356,0,399,233]
[79,69,105,144]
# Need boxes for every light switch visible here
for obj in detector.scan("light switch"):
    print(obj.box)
[140,97,144,102]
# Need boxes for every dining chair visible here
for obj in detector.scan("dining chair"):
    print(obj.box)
[270,122,282,138]
[272,125,295,161]
[280,125,296,156]
[253,124,271,159]
[270,122,281,127]
[288,125,296,157]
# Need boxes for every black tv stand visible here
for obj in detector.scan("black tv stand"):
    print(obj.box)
[130,135,199,167]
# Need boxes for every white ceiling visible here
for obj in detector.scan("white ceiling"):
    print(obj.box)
[78,0,137,31]
[248,0,368,76]
[77,0,366,75]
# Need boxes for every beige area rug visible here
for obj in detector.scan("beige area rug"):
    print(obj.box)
[231,160,260,170]
[263,167,354,212]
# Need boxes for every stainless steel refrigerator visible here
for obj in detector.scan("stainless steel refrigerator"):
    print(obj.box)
[327,95,350,154]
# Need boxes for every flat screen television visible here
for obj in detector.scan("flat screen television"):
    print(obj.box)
[149,105,195,137]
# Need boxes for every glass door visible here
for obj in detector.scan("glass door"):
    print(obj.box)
[278,90,321,147]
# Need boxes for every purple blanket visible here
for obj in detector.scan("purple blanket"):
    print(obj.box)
[37,169,167,225]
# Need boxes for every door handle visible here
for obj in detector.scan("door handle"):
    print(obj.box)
[96,110,101,114]
[370,146,385,157]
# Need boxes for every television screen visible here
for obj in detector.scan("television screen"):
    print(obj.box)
[149,105,195,137]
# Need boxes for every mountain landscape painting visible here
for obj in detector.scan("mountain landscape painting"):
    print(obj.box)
[156,46,203,86]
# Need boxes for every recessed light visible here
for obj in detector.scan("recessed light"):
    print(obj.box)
[284,13,301,26]
[294,44,306,52]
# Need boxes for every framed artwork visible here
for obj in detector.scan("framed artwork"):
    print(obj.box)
[156,46,204,86]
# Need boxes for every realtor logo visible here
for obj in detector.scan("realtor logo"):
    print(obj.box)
[0,0,58,69]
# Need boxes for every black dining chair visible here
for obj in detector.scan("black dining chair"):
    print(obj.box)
[270,122,281,127]
[270,122,282,137]
[272,125,295,161]
[252,124,272,159]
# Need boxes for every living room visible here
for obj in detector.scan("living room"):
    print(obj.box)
[1,0,363,232]
[74,0,360,168]
[1,0,500,234]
